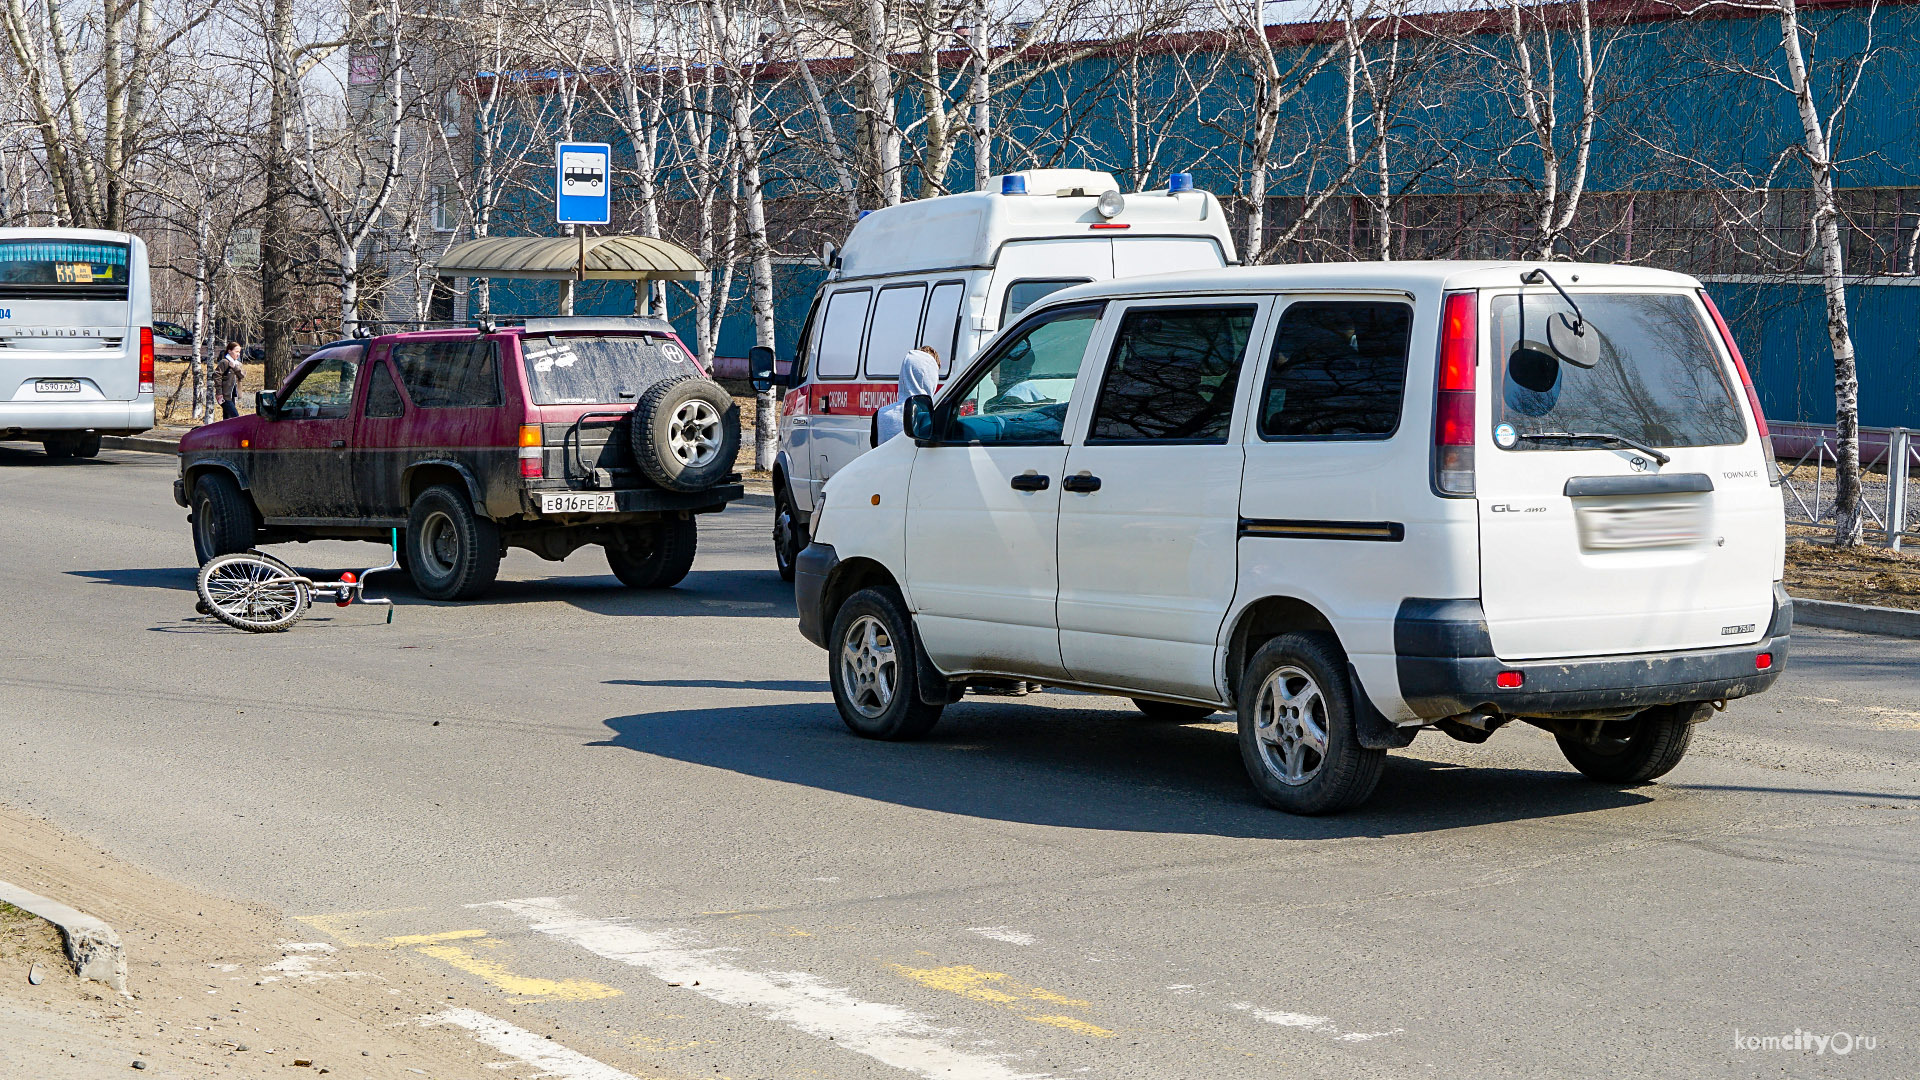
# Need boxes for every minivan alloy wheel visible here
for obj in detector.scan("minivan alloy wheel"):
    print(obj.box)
[839,615,898,719]
[668,399,723,468]
[1252,664,1329,786]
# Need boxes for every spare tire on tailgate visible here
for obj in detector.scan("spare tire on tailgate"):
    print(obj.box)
[630,375,740,491]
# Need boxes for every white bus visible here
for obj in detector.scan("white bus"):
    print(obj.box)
[0,227,155,457]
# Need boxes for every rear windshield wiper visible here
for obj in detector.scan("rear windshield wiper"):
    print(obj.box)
[1517,430,1671,466]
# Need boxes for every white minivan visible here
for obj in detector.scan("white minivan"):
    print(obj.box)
[0,228,156,457]
[756,169,1238,578]
[793,261,1789,814]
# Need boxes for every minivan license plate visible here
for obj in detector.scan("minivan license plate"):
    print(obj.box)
[1575,500,1708,550]
[36,379,81,393]
[541,492,619,514]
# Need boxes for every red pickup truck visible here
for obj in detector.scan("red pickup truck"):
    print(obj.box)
[174,317,744,600]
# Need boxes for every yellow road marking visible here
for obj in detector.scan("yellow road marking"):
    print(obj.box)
[383,929,490,947]
[296,914,621,1001]
[887,963,1113,1037]
[293,907,427,946]
[414,943,622,1001]
[1027,1014,1116,1037]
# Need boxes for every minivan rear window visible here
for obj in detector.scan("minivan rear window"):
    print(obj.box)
[520,334,694,405]
[1488,292,1746,449]
[0,240,130,299]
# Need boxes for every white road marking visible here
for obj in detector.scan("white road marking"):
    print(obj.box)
[260,942,365,983]
[484,897,1047,1080]
[425,1009,638,1080]
[968,927,1035,946]
[1230,1001,1402,1043]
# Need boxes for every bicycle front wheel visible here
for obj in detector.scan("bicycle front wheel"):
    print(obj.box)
[197,552,310,632]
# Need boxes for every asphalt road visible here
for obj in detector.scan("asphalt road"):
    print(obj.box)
[3,443,1917,1079]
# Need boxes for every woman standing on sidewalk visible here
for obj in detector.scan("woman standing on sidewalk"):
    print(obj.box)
[216,342,244,420]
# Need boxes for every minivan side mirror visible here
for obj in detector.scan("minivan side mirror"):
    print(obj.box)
[903,394,937,445]
[747,345,781,392]
[255,390,279,419]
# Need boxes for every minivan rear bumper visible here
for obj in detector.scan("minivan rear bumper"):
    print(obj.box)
[1396,591,1791,718]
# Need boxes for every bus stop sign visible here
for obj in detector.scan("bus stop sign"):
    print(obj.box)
[555,142,611,225]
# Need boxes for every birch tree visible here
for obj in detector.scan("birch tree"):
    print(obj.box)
[292,2,409,336]
[1656,0,1884,544]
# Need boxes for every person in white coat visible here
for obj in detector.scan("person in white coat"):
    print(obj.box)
[873,345,940,445]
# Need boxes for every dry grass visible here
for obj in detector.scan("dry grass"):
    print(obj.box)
[1784,539,1920,611]
[0,900,65,970]
[150,359,268,425]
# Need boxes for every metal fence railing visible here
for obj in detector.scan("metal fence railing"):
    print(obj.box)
[1774,424,1917,551]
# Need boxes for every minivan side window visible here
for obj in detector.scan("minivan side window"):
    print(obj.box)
[1001,278,1090,324]
[390,340,502,408]
[815,289,871,380]
[921,281,965,376]
[1259,301,1413,439]
[942,303,1103,445]
[863,284,927,379]
[1086,305,1256,444]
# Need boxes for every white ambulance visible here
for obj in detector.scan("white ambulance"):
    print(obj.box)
[753,169,1238,578]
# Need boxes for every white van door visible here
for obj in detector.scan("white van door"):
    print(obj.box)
[1473,288,1778,660]
[1054,299,1265,699]
[904,302,1105,679]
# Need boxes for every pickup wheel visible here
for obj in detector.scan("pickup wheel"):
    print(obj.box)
[772,483,803,583]
[1556,704,1696,784]
[1131,699,1216,723]
[406,484,501,600]
[829,587,943,741]
[605,516,697,589]
[1236,632,1386,815]
[631,376,740,492]
[191,471,257,563]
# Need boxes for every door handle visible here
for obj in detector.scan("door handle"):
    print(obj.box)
[1062,473,1102,493]
[1009,473,1050,492]
[329,439,346,448]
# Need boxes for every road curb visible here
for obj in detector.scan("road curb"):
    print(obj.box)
[101,432,183,455]
[0,879,129,995]
[1794,598,1920,639]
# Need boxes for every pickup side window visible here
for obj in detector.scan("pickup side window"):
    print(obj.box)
[390,339,502,408]
[1259,301,1413,440]
[941,302,1103,445]
[1086,305,1256,444]
[814,289,871,380]
[280,355,359,420]
[364,361,406,418]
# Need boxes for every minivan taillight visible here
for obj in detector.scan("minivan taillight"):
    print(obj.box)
[138,327,154,394]
[1699,290,1779,484]
[1433,291,1477,497]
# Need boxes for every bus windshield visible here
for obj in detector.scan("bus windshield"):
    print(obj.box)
[0,239,132,300]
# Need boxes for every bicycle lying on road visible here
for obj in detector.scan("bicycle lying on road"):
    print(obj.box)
[195,532,399,633]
